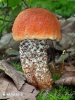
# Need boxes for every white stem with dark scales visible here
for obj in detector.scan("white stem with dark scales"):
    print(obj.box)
[19,39,53,89]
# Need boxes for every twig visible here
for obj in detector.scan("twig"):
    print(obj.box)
[22,0,29,8]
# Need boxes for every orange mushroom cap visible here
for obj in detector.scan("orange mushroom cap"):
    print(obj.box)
[12,8,62,41]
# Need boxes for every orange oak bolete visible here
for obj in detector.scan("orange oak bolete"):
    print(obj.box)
[12,8,62,90]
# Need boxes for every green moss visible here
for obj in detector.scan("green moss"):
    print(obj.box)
[36,85,75,100]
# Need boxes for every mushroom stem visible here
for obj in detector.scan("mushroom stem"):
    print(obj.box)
[19,39,53,89]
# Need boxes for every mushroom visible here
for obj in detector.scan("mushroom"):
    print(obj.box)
[12,8,62,90]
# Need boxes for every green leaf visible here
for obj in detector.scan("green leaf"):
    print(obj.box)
[4,0,21,7]
[11,5,21,18]
[0,0,2,2]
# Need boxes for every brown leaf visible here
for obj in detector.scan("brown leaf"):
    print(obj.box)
[54,17,75,50]
[55,71,75,86]
[65,65,75,72]
[0,60,25,90]
[0,33,19,50]
[0,73,39,100]
[62,21,75,34]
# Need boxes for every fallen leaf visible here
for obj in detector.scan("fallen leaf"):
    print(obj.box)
[0,33,19,56]
[5,48,19,56]
[55,71,75,86]
[0,33,19,50]
[0,60,25,90]
[65,65,75,72]
[0,73,39,100]
[54,17,75,50]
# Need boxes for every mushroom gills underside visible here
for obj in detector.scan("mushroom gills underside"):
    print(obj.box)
[19,39,53,89]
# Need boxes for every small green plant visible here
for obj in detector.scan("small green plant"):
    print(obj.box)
[11,61,23,72]
[52,74,61,81]
[0,69,3,73]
